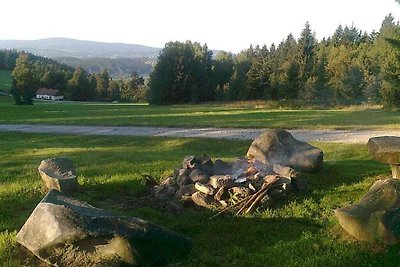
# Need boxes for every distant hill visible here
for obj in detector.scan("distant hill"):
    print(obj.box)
[56,57,156,77]
[0,38,226,77]
[0,38,161,59]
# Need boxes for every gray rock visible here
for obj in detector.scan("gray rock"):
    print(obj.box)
[16,190,192,266]
[178,168,190,177]
[195,155,214,174]
[214,186,229,201]
[229,186,252,197]
[182,156,196,169]
[176,172,192,187]
[209,175,234,189]
[196,155,213,166]
[160,176,175,186]
[272,164,299,178]
[175,184,197,199]
[194,182,216,195]
[191,192,219,209]
[246,130,323,171]
[38,157,78,194]
[335,179,400,244]
[189,169,209,184]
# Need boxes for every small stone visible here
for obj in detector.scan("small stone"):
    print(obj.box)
[177,172,191,188]
[178,168,190,176]
[181,195,193,204]
[209,175,234,189]
[182,156,196,169]
[254,170,269,180]
[229,187,251,197]
[245,166,258,176]
[191,192,219,209]
[273,164,299,178]
[175,184,197,199]
[219,200,228,207]
[195,182,216,195]
[264,175,278,184]
[160,177,175,186]
[189,169,209,184]
[214,186,229,201]
[197,155,213,166]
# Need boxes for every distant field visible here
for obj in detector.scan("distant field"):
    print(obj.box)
[0,69,12,91]
[0,97,399,130]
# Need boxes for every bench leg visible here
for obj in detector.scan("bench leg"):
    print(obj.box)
[390,165,400,179]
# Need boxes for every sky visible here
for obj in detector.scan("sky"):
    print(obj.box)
[2,0,400,53]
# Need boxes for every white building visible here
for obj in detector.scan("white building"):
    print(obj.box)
[36,88,64,101]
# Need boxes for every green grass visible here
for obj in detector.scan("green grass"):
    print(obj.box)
[0,70,12,91]
[0,97,399,129]
[0,132,399,266]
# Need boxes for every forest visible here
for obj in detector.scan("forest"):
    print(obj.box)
[2,15,400,107]
[0,50,146,104]
[149,15,400,107]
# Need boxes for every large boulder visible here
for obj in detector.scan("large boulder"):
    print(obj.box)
[246,130,323,171]
[335,179,400,245]
[16,190,192,266]
[38,157,79,194]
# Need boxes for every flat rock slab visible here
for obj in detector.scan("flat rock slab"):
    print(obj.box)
[38,157,78,194]
[368,136,400,165]
[16,190,192,266]
[335,179,400,245]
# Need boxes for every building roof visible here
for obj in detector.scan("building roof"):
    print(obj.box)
[36,88,62,96]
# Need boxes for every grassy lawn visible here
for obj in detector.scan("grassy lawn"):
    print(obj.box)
[0,132,399,266]
[0,70,12,91]
[0,97,399,130]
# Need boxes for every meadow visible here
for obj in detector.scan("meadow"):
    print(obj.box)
[0,132,399,266]
[0,96,399,130]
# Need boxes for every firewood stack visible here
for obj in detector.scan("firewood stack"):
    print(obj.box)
[153,155,305,216]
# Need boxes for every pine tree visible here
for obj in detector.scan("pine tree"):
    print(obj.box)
[298,22,317,99]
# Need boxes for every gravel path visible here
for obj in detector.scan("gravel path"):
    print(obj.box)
[1,124,400,143]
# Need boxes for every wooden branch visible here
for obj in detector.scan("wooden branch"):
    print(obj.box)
[245,190,269,214]
[208,194,252,220]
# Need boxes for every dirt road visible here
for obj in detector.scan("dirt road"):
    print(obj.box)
[1,124,399,143]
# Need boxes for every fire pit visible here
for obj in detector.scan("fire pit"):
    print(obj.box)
[152,130,323,216]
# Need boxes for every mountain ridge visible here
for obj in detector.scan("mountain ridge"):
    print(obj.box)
[0,37,161,59]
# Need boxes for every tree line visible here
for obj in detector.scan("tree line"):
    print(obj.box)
[149,15,400,107]
[0,50,147,104]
